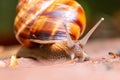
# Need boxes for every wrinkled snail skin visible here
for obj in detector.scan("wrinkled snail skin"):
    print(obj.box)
[15,0,103,60]
[14,0,86,47]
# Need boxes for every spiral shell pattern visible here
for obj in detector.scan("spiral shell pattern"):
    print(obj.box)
[14,0,86,47]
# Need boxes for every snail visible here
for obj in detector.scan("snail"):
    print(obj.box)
[14,0,104,61]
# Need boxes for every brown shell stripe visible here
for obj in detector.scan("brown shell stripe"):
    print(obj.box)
[15,0,55,45]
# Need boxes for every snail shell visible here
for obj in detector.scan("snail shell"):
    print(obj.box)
[14,0,104,60]
[14,0,86,47]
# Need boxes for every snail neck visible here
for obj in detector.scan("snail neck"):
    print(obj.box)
[17,42,70,60]
[39,42,71,59]
[51,42,71,55]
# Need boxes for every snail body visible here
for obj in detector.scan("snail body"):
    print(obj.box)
[14,0,104,60]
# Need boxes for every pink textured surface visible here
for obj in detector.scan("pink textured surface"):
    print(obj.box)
[0,38,120,80]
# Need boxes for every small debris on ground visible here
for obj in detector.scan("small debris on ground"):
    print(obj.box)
[9,55,18,67]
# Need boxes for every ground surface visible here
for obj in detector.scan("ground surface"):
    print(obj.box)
[0,38,120,80]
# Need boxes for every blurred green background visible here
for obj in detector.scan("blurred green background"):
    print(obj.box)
[0,0,120,46]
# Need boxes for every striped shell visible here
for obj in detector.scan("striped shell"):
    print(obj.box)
[14,0,86,47]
